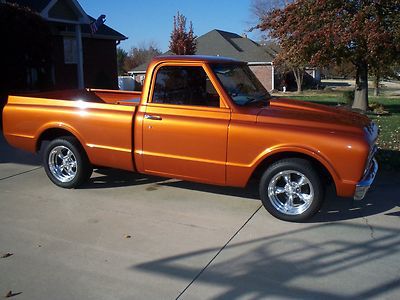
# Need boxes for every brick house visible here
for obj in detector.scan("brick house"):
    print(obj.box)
[196,30,276,91]
[131,29,277,91]
[3,0,127,90]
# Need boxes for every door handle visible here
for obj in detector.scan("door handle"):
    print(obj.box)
[144,114,162,121]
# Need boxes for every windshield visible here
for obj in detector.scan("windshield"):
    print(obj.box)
[211,63,271,106]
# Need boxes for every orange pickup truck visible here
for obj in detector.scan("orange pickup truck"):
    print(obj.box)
[2,55,378,221]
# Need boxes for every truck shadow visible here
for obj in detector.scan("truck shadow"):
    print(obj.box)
[133,222,400,299]
[0,132,41,166]
[159,173,400,223]
[83,168,260,201]
[82,168,400,223]
[81,168,166,189]
[309,178,400,222]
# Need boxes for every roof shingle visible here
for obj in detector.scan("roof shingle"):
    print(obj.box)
[133,29,276,72]
[195,29,275,62]
[4,0,51,12]
[4,0,126,40]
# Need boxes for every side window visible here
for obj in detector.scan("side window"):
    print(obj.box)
[152,66,220,107]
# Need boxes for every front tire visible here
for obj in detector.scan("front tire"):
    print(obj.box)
[43,137,93,188]
[259,158,324,222]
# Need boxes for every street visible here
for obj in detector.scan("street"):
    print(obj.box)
[1,133,400,300]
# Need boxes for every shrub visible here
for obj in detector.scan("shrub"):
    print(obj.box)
[342,90,355,106]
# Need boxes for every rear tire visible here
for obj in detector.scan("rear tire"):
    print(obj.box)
[43,136,93,188]
[259,158,324,222]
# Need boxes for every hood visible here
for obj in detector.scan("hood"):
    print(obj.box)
[257,98,372,135]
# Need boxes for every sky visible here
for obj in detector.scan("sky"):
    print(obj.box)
[78,0,262,52]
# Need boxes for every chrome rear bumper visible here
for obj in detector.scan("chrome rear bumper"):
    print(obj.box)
[354,158,378,200]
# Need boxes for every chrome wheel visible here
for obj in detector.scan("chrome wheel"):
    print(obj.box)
[48,146,77,183]
[267,170,314,216]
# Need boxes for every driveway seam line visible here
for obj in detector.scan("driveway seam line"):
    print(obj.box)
[176,204,263,299]
[0,166,43,181]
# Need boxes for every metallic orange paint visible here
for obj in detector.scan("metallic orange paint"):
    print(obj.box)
[2,56,377,199]
[3,93,137,171]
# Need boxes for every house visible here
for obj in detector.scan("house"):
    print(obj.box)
[2,0,127,90]
[260,40,321,89]
[197,30,277,91]
[131,29,277,91]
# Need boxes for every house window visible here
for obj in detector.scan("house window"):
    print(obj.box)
[63,37,77,64]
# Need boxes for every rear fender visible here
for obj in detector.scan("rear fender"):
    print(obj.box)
[36,122,86,152]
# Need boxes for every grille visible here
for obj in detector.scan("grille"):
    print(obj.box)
[365,121,379,136]
[364,144,377,176]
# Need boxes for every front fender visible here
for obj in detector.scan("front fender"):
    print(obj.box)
[226,144,340,189]
[253,144,340,181]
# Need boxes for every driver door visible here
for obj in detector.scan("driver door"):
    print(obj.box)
[142,64,230,185]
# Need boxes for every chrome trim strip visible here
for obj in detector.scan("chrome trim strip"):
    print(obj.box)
[141,151,225,166]
[86,143,131,153]
[9,133,35,139]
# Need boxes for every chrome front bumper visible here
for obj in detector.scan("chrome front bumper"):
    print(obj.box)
[354,158,378,200]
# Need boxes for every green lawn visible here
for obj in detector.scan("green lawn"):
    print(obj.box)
[278,91,400,170]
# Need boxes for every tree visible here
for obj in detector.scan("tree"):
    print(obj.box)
[255,0,400,110]
[370,57,400,96]
[251,1,308,93]
[250,1,294,49]
[169,11,197,55]
[124,42,162,71]
[251,0,292,18]
[324,61,356,79]
[117,47,128,75]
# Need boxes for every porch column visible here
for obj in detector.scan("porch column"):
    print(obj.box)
[75,24,84,89]
[271,64,275,91]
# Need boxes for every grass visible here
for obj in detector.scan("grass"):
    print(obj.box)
[276,90,400,170]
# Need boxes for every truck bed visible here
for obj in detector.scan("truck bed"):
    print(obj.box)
[3,89,140,171]
[24,88,142,106]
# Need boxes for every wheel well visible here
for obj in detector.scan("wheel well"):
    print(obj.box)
[251,152,334,186]
[36,128,76,152]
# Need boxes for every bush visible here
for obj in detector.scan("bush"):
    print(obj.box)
[369,102,390,115]
[342,90,355,106]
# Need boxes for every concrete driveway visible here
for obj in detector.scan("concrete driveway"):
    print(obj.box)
[1,132,400,300]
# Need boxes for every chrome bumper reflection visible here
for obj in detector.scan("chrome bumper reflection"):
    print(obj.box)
[354,158,378,200]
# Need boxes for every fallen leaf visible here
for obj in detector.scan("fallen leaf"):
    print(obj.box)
[5,290,22,298]
[1,253,13,259]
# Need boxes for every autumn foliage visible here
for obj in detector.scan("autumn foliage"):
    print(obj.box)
[124,43,162,70]
[256,0,400,110]
[169,12,197,55]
